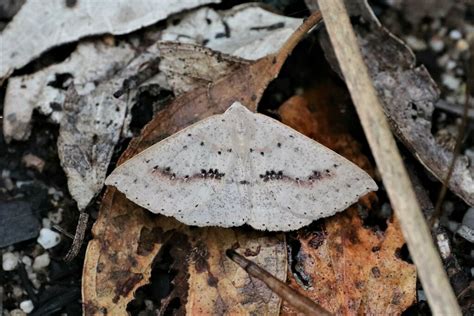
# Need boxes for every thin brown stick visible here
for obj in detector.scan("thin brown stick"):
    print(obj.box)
[432,44,473,226]
[275,11,323,67]
[317,0,461,315]
[226,249,332,316]
[64,212,89,262]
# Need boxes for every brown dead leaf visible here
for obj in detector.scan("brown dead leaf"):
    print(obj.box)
[315,0,474,206]
[278,85,416,315]
[283,209,416,315]
[83,13,322,315]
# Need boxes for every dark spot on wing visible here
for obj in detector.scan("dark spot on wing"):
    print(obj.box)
[200,141,204,146]
[277,142,281,148]
[260,152,264,156]
[260,170,284,182]
[218,151,221,155]
[249,148,253,152]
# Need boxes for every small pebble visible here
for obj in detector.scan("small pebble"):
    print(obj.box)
[12,286,24,299]
[20,300,35,313]
[2,252,18,271]
[404,35,427,51]
[37,228,61,249]
[446,60,456,71]
[449,29,462,40]
[42,217,52,229]
[429,36,445,52]
[457,208,474,243]
[456,39,469,52]
[21,256,32,266]
[462,208,474,228]
[441,74,461,90]
[10,309,27,316]
[22,153,45,173]
[48,208,63,224]
[33,252,50,271]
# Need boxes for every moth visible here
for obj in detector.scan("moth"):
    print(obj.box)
[106,102,377,231]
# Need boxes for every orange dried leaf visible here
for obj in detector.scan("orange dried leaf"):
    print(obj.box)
[283,209,416,315]
[278,86,416,315]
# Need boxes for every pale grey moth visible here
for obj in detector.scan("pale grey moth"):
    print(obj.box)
[105,101,378,231]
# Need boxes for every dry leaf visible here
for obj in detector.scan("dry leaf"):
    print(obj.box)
[159,42,248,94]
[0,0,220,81]
[277,85,416,314]
[161,4,302,60]
[83,13,322,314]
[3,41,136,142]
[315,0,474,206]
[283,209,416,315]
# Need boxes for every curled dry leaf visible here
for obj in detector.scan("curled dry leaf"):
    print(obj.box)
[83,12,322,314]
[161,4,302,60]
[316,1,474,206]
[278,87,416,314]
[0,0,220,81]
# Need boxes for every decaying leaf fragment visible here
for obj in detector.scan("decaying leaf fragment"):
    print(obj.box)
[161,4,302,60]
[317,1,474,206]
[277,88,416,315]
[83,12,323,315]
[0,0,221,81]
[159,42,248,94]
[3,41,136,142]
[283,209,416,315]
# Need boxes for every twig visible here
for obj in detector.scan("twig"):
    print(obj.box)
[435,99,474,119]
[432,43,473,226]
[52,224,75,240]
[226,249,332,316]
[64,212,89,262]
[317,0,461,315]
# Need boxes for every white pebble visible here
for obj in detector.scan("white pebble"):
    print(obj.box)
[21,256,32,266]
[37,228,61,249]
[20,300,35,313]
[430,37,445,52]
[446,60,456,70]
[2,252,18,271]
[449,29,462,40]
[33,253,51,271]
[442,74,461,90]
[405,35,427,51]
